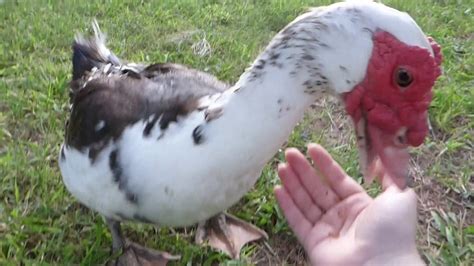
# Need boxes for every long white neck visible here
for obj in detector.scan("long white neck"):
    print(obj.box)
[222,55,317,154]
[203,66,313,172]
[202,7,376,169]
[202,48,324,170]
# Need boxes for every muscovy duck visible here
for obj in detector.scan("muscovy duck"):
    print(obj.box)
[59,1,442,264]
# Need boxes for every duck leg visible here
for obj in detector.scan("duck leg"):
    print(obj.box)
[105,218,180,266]
[195,212,268,259]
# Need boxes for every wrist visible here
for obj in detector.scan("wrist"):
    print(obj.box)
[364,249,425,266]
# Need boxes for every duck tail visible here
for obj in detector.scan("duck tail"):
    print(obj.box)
[72,19,121,81]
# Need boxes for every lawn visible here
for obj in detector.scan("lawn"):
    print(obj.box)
[0,0,472,265]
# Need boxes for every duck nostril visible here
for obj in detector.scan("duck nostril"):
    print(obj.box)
[398,135,405,144]
[394,133,408,147]
[394,127,408,147]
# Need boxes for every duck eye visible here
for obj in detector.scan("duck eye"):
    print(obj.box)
[395,68,413,88]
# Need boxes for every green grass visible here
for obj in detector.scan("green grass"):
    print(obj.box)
[0,0,472,265]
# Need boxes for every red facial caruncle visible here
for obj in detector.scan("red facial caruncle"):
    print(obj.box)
[343,31,443,187]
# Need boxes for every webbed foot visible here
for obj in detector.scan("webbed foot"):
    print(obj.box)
[105,218,180,266]
[108,239,180,266]
[195,213,268,259]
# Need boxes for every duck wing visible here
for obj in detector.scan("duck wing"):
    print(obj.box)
[66,28,228,161]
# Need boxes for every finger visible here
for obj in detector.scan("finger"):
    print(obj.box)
[278,164,323,223]
[285,148,340,211]
[274,185,313,244]
[307,143,364,198]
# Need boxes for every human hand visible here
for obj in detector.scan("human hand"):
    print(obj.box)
[274,144,424,265]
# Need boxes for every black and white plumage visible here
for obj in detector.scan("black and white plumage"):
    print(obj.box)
[62,23,235,224]
[59,1,441,262]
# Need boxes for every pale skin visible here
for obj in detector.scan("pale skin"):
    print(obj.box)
[275,144,425,265]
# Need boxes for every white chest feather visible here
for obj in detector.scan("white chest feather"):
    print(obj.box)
[60,107,269,226]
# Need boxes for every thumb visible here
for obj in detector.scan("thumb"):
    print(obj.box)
[357,187,418,253]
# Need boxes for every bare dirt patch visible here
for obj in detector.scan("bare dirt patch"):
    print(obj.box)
[251,233,307,266]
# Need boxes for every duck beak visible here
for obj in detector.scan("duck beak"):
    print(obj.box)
[355,118,409,189]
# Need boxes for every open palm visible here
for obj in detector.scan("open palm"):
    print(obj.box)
[275,144,423,265]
